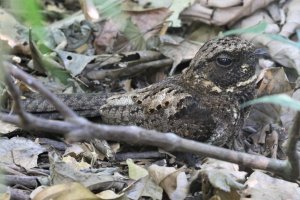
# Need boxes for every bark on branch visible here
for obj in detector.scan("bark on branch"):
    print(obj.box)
[1,62,299,181]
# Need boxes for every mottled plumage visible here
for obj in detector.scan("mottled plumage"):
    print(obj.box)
[20,37,258,146]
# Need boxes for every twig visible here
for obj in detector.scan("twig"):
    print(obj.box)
[4,175,43,189]
[115,151,166,161]
[86,58,173,80]
[0,111,290,179]
[0,113,76,134]
[1,62,300,181]
[3,66,32,126]
[5,62,85,122]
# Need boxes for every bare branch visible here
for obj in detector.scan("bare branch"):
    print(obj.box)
[86,58,173,80]
[4,63,85,122]
[0,113,75,135]
[1,62,299,181]
[0,111,290,179]
[3,66,32,126]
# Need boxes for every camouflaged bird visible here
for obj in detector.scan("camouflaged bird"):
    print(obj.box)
[20,37,258,146]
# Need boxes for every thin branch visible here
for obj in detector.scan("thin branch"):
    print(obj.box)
[3,66,32,126]
[1,62,299,181]
[4,63,84,122]
[0,112,290,179]
[86,58,173,80]
[0,113,76,134]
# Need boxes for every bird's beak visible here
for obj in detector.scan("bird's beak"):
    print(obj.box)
[254,48,269,58]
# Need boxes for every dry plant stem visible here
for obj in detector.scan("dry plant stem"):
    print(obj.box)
[1,63,299,180]
[115,151,165,161]
[5,63,84,122]
[4,175,40,188]
[0,164,26,176]
[87,58,173,80]
[0,113,75,134]
[7,187,30,200]
[0,112,289,179]
[4,67,31,126]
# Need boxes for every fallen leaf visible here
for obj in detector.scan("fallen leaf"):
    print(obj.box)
[62,156,90,170]
[241,171,300,199]
[49,151,120,190]
[0,137,46,170]
[200,158,247,200]
[32,182,99,200]
[56,50,96,76]
[126,175,163,200]
[126,159,148,180]
[0,121,19,134]
[96,190,125,200]
[256,67,292,97]
[148,164,189,200]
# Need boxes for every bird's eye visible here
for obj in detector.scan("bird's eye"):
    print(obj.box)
[216,56,232,67]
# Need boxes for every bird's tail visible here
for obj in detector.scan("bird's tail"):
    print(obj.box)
[6,92,109,119]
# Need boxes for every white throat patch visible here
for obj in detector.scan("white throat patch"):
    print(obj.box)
[226,74,257,92]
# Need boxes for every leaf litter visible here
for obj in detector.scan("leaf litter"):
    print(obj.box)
[1,0,300,199]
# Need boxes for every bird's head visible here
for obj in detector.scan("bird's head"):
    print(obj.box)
[184,37,259,94]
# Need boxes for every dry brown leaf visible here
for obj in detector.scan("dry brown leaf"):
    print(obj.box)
[97,190,125,200]
[148,164,189,200]
[0,191,10,200]
[240,67,290,157]
[180,0,274,26]
[235,11,300,73]
[188,24,223,42]
[159,39,201,75]
[94,19,120,54]
[64,143,85,157]
[128,7,172,40]
[241,171,300,200]
[126,175,163,200]
[280,0,300,37]
[62,156,90,170]
[200,158,246,199]
[256,67,292,97]
[0,137,46,170]
[49,152,117,188]
[0,120,19,134]
[32,182,99,200]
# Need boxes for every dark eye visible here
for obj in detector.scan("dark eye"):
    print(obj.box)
[216,56,232,67]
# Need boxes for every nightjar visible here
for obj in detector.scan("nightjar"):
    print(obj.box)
[20,37,259,146]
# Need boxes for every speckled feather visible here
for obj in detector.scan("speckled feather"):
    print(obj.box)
[20,37,258,146]
[21,93,108,118]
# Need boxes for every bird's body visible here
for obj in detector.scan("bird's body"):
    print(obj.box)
[20,37,258,146]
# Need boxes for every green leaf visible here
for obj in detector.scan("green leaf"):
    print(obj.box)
[29,31,70,85]
[11,0,45,39]
[241,94,300,111]
[221,21,268,37]
[266,34,300,48]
